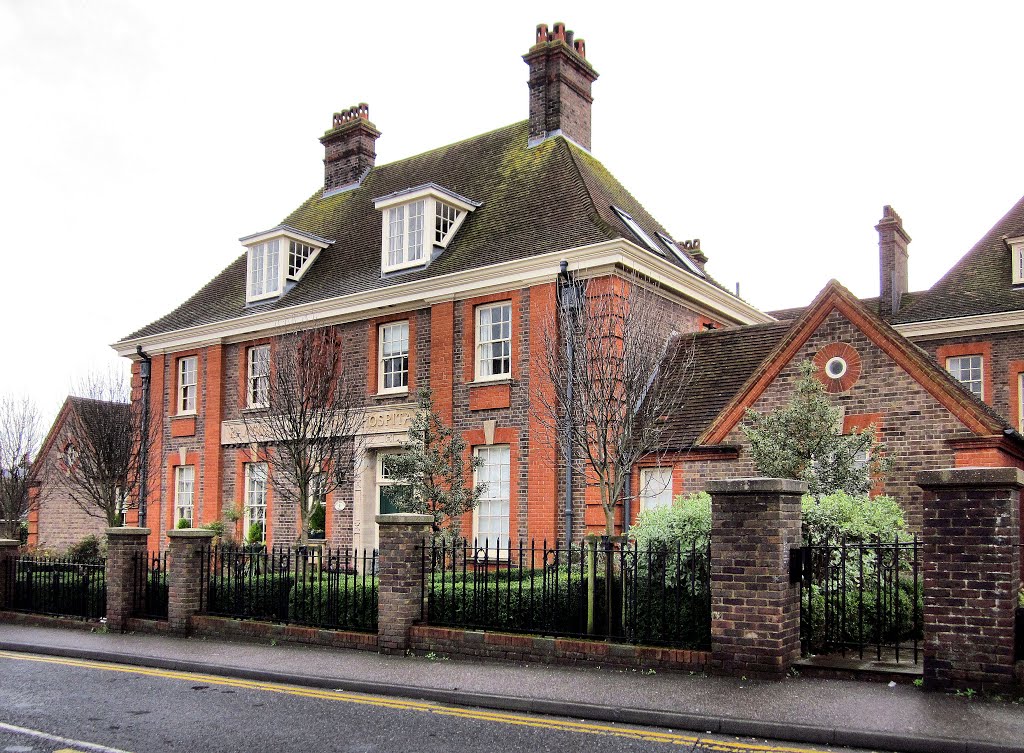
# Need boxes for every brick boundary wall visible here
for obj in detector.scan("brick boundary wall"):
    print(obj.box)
[917,467,1022,691]
[0,539,18,610]
[708,478,805,680]
[376,513,433,654]
[104,528,150,633]
[167,529,215,634]
[0,611,108,632]
[409,625,710,671]
[189,614,378,651]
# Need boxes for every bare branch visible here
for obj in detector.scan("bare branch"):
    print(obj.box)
[59,370,154,528]
[0,396,42,539]
[240,327,365,545]
[537,271,697,536]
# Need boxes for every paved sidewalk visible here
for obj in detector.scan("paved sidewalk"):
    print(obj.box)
[0,623,1021,753]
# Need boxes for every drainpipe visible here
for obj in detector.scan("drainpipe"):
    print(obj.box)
[557,261,580,548]
[136,345,152,529]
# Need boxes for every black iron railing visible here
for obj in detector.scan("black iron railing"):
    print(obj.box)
[10,555,106,620]
[131,551,168,620]
[199,545,377,633]
[798,536,922,664]
[421,538,711,650]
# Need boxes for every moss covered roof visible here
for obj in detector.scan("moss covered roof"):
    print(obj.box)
[893,192,1024,323]
[124,121,711,340]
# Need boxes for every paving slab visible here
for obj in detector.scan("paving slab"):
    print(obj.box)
[0,623,1021,753]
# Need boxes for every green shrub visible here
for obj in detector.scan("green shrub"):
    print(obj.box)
[628,491,710,552]
[66,535,103,561]
[308,503,326,538]
[14,564,106,619]
[206,571,293,621]
[287,574,377,631]
[801,492,908,543]
[245,522,264,545]
[176,518,191,530]
[201,520,225,537]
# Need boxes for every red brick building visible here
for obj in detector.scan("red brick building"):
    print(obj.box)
[28,397,128,551]
[105,24,769,552]
[636,202,1024,532]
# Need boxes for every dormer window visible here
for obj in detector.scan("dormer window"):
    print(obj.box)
[240,225,334,304]
[375,183,480,274]
[1009,235,1024,285]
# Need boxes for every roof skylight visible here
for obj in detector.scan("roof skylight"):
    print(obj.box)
[656,232,706,278]
[612,206,661,256]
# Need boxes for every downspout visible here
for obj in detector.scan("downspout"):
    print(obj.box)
[136,345,152,529]
[622,470,632,538]
[558,261,577,548]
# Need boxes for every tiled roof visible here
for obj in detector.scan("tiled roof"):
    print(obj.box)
[893,192,1024,323]
[122,121,712,341]
[658,321,793,448]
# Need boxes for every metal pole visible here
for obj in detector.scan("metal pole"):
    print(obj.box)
[558,261,575,549]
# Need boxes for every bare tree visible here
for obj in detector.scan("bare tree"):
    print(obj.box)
[0,396,42,539]
[540,271,695,538]
[241,327,365,545]
[61,372,152,528]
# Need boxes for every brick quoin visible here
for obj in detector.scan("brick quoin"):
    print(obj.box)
[917,467,1022,691]
[708,478,805,679]
[202,344,224,526]
[526,282,559,545]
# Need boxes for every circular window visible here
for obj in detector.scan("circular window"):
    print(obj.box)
[813,342,862,393]
[825,356,847,379]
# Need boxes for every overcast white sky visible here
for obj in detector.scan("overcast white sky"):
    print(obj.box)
[3,0,1024,431]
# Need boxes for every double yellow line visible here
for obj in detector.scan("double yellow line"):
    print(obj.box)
[0,650,820,753]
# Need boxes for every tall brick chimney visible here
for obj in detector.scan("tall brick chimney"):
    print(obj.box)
[320,103,381,195]
[876,205,911,318]
[523,22,599,150]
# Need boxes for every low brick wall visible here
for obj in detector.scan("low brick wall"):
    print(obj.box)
[188,615,378,652]
[0,610,105,632]
[409,625,710,672]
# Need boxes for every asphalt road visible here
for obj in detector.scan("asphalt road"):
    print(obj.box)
[0,651,878,753]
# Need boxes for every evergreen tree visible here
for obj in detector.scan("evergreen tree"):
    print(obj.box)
[742,361,888,497]
[387,387,484,535]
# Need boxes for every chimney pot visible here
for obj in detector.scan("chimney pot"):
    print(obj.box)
[574,39,586,58]
[536,23,548,44]
[553,22,566,42]
[565,30,574,47]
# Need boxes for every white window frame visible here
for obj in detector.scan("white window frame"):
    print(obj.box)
[247,345,270,408]
[473,445,511,552]
[1018,372,1024,432]
[247,239,281,302]
[174,465,195,527]
[1009,236,1024,285]
[178,356,197,415]
[639,467,673,512]
[384,200,426,271]
[946,354,984,399]
[244,462,268,543]
[378,321,410,394]
[374,184,479,274]
[240,226,331,305]
[475,301,512,382]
